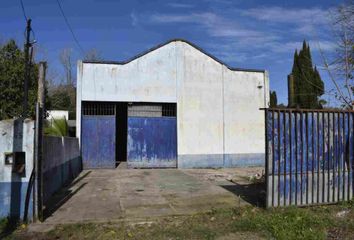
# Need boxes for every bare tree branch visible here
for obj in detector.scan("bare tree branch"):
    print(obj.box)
[59,48,74,86]
[316,1,354,109]
[84,48,102,61]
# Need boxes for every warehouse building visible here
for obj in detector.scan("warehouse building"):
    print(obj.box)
[76,39,269,169]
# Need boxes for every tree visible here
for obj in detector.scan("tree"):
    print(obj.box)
[319,2,353,109]
[52,48,77,118]
[48,84,76,118]
[269,91,278,107]
[0,40,48,119]
[49,86,72,110]
[84,48,102,61]
[59,48,74,85]
[290,41,325,109]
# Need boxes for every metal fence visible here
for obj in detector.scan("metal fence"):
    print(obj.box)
[265,108,354,207]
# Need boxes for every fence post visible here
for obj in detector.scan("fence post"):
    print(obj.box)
[34,62,46,221]
[265,108,269,208]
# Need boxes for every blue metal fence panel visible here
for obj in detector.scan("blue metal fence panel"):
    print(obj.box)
[82,116,116,169]
[266,109,354,207]
[127,117,177,168]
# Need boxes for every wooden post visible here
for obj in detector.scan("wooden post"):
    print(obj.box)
[34,62,46,221]
[38,62,46,108]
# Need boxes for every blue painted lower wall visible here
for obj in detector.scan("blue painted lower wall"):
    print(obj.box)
[177,153,265,168]
[0,181,33,219]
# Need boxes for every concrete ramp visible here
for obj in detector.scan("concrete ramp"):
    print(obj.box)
[42,169,247,224]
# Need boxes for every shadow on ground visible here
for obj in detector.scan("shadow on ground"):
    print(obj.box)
[0,217,20,239]
[220,182,266,208]
[43,171,91,221]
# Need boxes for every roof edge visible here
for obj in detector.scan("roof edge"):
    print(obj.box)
[82,39,266,73]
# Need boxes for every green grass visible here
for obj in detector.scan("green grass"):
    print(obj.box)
[230,207,331,239]
[8,202,354,240]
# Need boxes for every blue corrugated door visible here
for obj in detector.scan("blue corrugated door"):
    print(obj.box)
[82,115,116,169]
[127,105,177,168]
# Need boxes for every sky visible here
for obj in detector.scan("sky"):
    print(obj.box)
[0,0,345,105]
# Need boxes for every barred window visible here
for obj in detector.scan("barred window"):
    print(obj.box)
[82,102,115,116]
[128,103,176,117]
[162,103,176,117]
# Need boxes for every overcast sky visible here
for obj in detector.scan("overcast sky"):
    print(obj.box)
[0,0,345,105]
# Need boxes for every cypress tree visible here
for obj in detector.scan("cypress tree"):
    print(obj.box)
[290,41,324,108]
[270,91,278,107]
[291,50,300,106]
[313,66,324,108]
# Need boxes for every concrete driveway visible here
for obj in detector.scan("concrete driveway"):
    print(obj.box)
[42,167,264,224]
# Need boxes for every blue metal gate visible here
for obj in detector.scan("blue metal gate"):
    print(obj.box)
[265,109,354,207]
[127,104,177,168]
[81,103,116,169]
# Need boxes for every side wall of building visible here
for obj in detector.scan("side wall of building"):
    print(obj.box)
[0,119,34,219]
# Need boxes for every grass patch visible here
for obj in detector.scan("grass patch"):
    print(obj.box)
[8,202,354,240]
[230,207,331,239]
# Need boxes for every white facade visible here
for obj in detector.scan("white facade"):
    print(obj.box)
[47,110,69,120]
[77,40,269,168]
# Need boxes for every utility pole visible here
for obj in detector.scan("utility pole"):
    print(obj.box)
[23,19,32,117]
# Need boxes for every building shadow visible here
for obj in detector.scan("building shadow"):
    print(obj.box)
[220,182,266,208]
[42,171,91,221]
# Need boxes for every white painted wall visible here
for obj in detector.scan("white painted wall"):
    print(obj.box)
[80,43,177,103]
[77,40,269,167]
[223,70,268,154]
[0,119,34,182]
[176,42,224,155]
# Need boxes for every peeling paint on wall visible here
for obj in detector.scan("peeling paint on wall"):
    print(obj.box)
[127,117,177,168]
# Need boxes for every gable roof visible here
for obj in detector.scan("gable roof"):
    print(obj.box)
[83,39,265,73]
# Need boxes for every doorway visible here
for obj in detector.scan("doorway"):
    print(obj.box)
[116,103,127,167]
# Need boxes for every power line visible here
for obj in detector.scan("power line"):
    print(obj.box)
[20,0,28,21]
[55,0,85,55]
